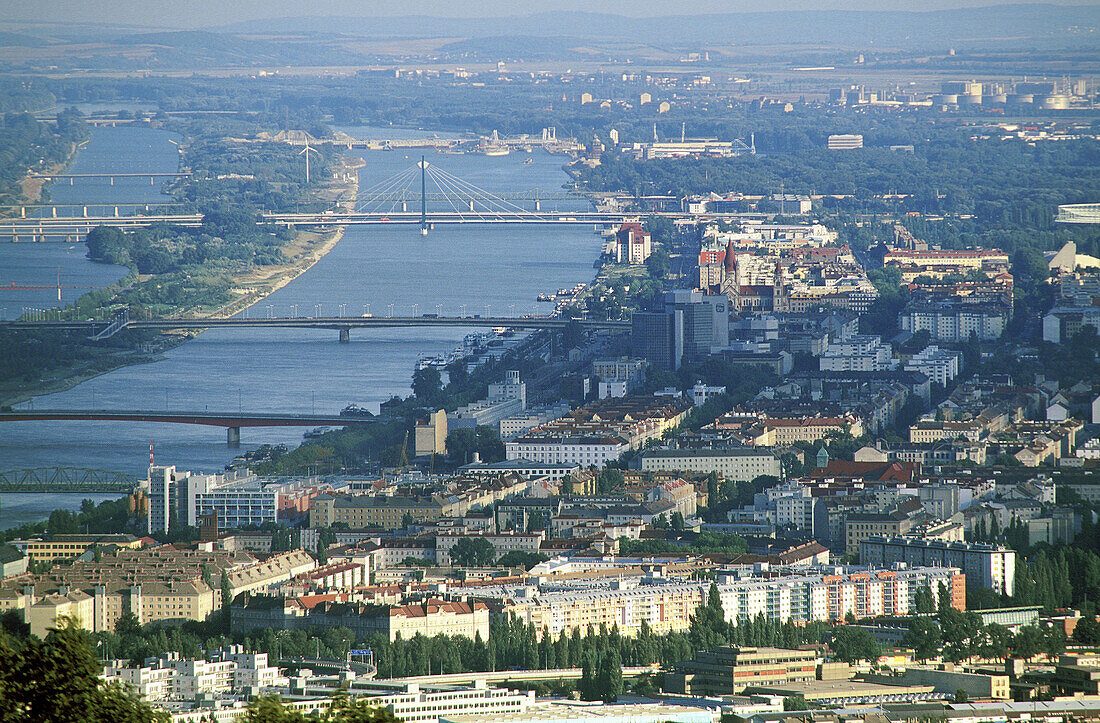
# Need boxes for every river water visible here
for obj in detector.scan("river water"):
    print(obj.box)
[0,125,601,528]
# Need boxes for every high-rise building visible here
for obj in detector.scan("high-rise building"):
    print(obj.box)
[631,310,683,370]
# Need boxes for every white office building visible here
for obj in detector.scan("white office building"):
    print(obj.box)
[144,465,318,534]
[905,345,961,386]
[858,536,1016,596]
[820,335,895,372]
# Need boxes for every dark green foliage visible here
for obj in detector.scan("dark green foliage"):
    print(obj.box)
[242,694,399,722]
[496,551,549,570]
[0,620,166,722]
[0,109,88,205]
[448,537,496,567]
[1074,616,1100,645]
[412,366,444,405]
[903,617,942,662]
[913,585,936,614]
[619,531,748,557]
[829,625,882,664]
[445,425,505,465]
[1,497,136,543]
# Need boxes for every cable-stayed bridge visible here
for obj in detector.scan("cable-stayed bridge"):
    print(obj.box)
[0,160,632,240]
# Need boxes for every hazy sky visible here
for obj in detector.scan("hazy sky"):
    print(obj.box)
[4,0,1098,29]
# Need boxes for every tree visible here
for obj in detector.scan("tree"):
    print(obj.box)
[597,648,624,703]
[1074,616,1100,645]
[830,625,882,664]
[914,585,936,614]
[496,551,548,570]
[448,537,495,567]
[976,623,1012,661]
[446,427,478,463]
[670,511,685,531]
[474,425,506,463]
[411,366,443,404]
[954,689,969,703]
[0,619,167,722]
[784,694,810,711]
[579,650,598,701]
[596,468,624,493]
[115,612,141,639]
[1012,625,1044,660]
[220,571,233,630]
[689,583,728,651]
[904,617,942,662]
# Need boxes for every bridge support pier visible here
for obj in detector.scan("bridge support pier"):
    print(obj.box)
[227,426,241,447]
[339,328,350,343]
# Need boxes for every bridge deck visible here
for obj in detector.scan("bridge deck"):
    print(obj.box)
[0,410,378,428]
[0,315,629,335]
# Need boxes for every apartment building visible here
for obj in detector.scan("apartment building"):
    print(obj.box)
[760,415,865,445]
[904,345,961,386]
[884,248,1010,280]
[144,465,323,534]
[504,566,964,639]
[859,536,1015,595]
[505,433,631,466]
[309,495,450,529]
[11,533,143,563]
[900,302,1007,341]
[19,548,315,636]
[844,511,915,555]
[103,647,285,701]
[435,532,545,565]
[232,595,490,642]
[639,448,781,482]
[820,335,895,373]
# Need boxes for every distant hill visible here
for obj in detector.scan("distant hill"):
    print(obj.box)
[214,5,1100,48]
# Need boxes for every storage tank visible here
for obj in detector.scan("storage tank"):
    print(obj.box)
[987,93,1008,105]
[933,94,959,105]
[1040,94,1070,110]
[957,94,982,105]
[1007,94,1034,105]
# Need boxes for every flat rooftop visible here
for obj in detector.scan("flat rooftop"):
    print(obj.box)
[746,680,936,702]
[439,700,716,723]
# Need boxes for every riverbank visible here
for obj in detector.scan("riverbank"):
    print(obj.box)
[1,141,361,407]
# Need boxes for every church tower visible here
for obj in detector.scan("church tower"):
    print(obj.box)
[721,240,741,310]
[772,258,789,313]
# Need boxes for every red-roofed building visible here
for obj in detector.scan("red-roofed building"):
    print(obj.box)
[808,459,921,483]
[614,222,652,264]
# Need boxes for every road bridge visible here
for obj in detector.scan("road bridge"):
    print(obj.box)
[0,409,382,446]
[0,211,626,240]
[0,466,140,493]
[0,314,630,342]
[28,172,191,182]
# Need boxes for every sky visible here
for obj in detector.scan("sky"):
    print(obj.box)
[3,0,1098,29]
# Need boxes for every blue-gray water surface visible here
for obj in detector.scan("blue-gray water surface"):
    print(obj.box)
[0,125,601,527]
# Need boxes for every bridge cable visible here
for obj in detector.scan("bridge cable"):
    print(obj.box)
[426,165,491,223]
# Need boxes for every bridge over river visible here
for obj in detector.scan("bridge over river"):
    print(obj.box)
[0,314,631,341]
[0,409,382,446]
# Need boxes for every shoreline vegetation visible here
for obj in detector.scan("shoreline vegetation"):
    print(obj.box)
[1,124,360,407]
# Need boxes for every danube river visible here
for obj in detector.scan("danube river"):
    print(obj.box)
[0,125,601,527]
